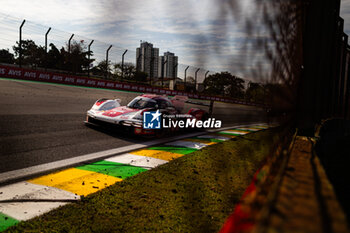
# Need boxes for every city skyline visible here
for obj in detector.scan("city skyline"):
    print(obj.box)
[136,41,159,79]
[136,41,179,80]
[159,51,178,79]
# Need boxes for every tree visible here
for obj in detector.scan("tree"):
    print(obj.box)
[183,76,196,92]
[112,62,148,82]
[203,72,245,98]
[245,82,265,103]
[91,60,109,77]
[46,43,64,70]
[0,49,15,64]
[62,40,92,73]
[12,39,93,73]
[133,71,148,82]
[186,76,195,84]
[13,39,45,67]
[113,62,136,80]
[225,75,245,99]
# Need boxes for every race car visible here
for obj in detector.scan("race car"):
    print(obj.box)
[85,94,209,136]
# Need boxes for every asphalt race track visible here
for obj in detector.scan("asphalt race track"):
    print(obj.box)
[0,78,267,173]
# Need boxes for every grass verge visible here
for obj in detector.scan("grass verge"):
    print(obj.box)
[6,127,285,233]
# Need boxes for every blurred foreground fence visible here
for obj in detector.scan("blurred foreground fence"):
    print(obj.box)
[1,0,350,125]
[296,0,350,133]
[0,13,275,107]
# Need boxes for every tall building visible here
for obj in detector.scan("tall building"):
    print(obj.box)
[136,41,159,79]
[159,52,178,78]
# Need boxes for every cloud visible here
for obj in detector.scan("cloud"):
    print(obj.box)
[0,0,271,80]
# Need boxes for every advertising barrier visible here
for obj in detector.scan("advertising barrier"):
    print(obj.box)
[0,64,260,106]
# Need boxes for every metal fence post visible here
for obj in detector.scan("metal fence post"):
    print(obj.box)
[209,100,214,117]
[204,71,209,81]
[67,34,74,72]
[45,27,51,70]
[68,34,74,53]
[121,49,128,80]
[184,66,189,90]
[88,40,94,77]
[173,63,178,88]
[195,68,200,92]
[19,20,25,68]
[106,45,112,79]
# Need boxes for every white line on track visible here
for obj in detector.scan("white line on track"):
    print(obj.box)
[220,130,248,135]
[0,182,79,221]
[105,153,168,169]
[164,140,208,149]
[196,135,231,140]
[235,127,261,131]
[0,132,204,185]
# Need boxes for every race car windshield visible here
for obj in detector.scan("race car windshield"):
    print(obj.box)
[92,101,119,111]
[99,101,119,111]
[127,98,156,109]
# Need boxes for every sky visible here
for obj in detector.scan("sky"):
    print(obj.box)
[0,0,349,82]
[0,0,259,81]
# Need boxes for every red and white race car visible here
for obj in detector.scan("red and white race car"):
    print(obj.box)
[85,94,209,136]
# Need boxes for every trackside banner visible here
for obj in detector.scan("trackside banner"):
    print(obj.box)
[0,64,256,106]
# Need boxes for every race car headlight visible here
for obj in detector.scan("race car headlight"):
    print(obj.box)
[133,114,143,120]
[132,110,148,120]
[119,111,137,118]
[133,109,150,120]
